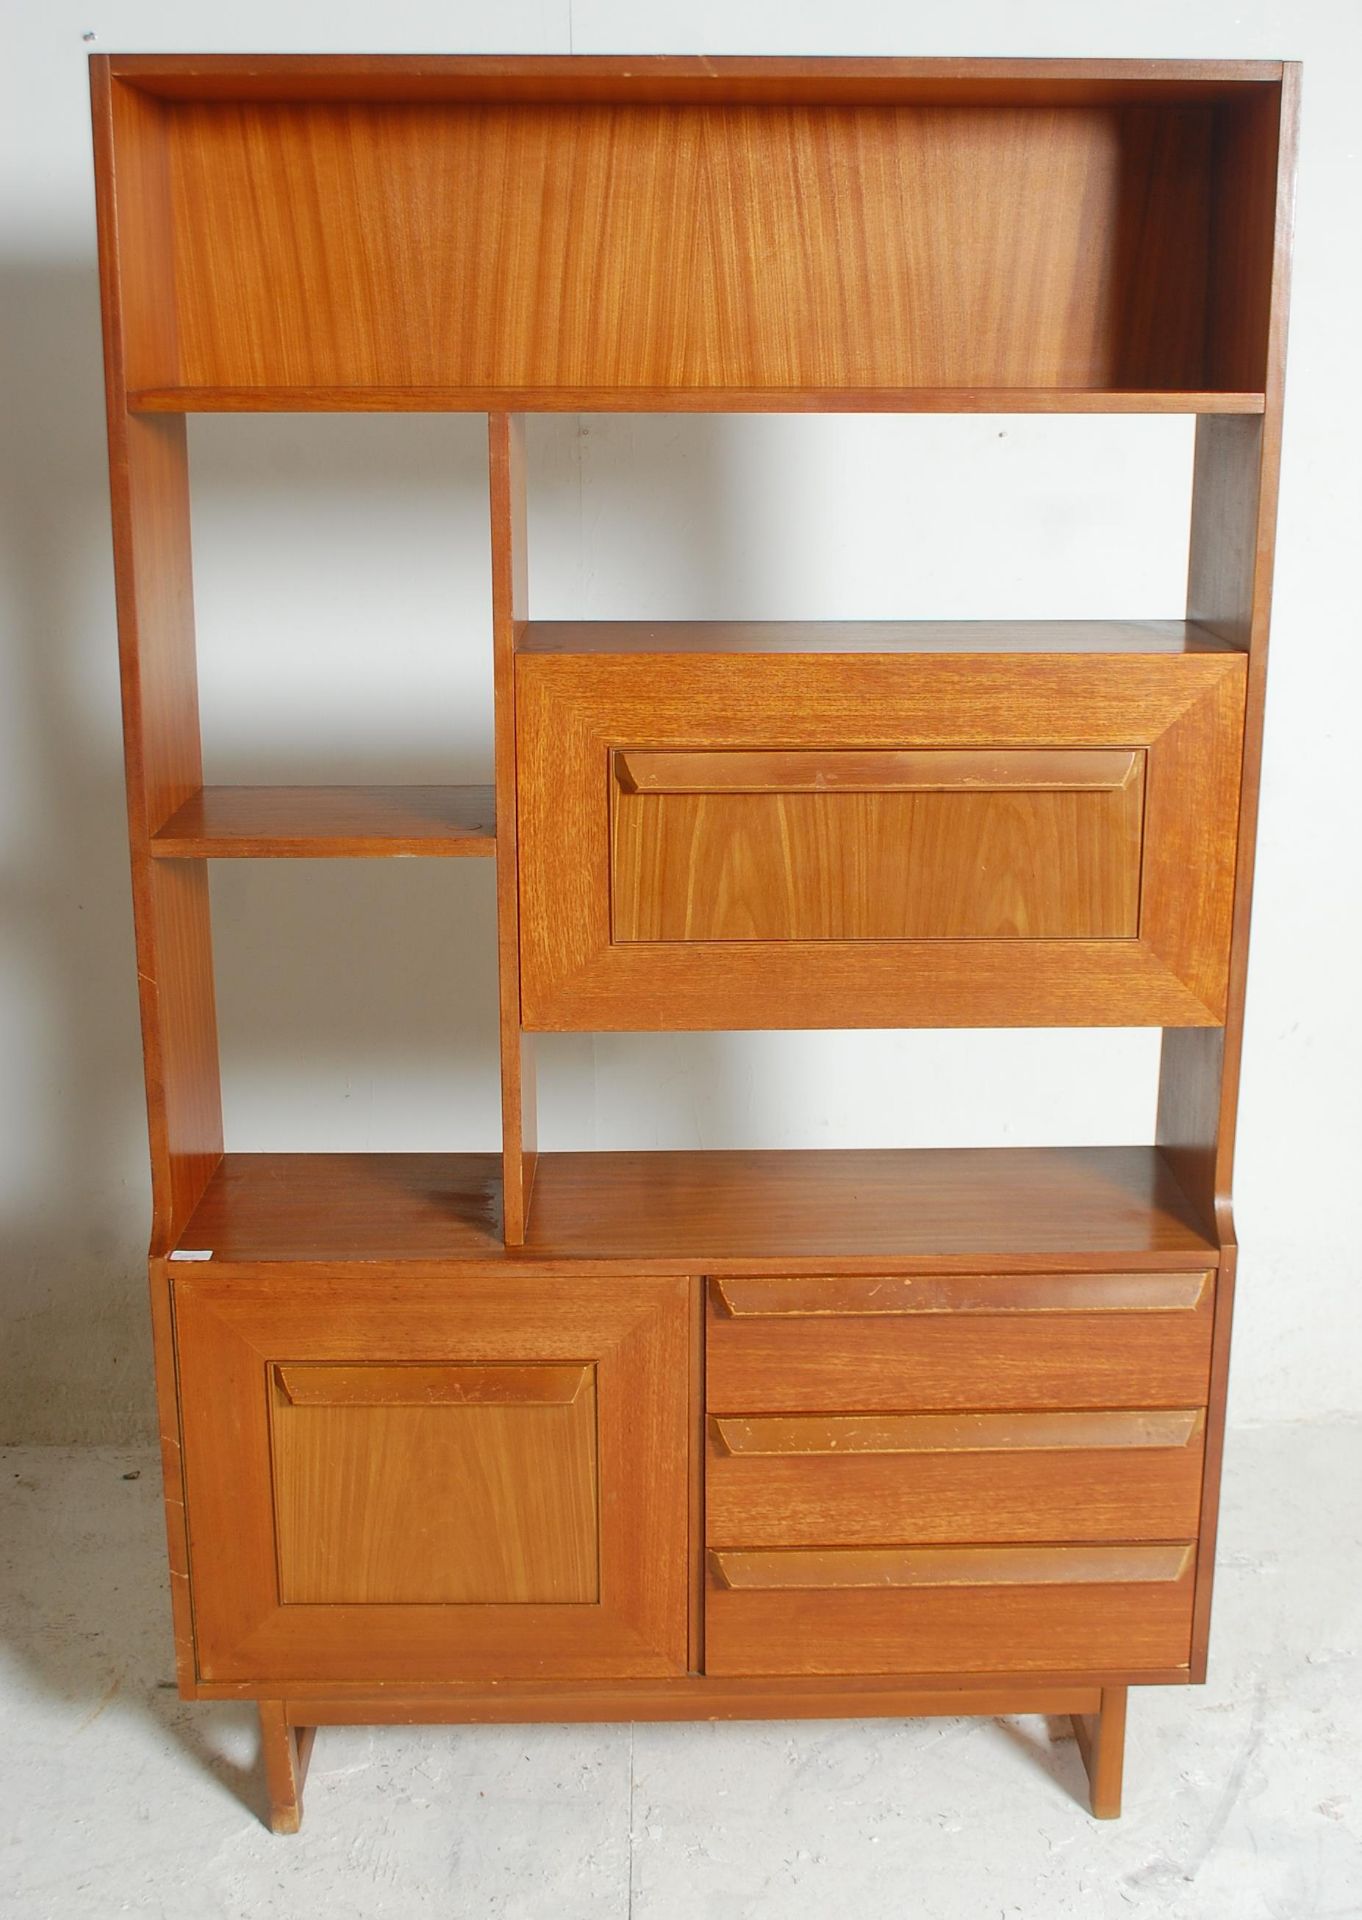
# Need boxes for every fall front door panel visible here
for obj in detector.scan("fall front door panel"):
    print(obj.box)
[517,650,1246,1028]
[611,748,1146,942]
[173,1268,690,1684]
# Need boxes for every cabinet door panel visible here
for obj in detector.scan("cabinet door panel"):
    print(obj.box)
[173,1268,691,1685]
[518,651,1246,1029]
[271,1362,599,1604]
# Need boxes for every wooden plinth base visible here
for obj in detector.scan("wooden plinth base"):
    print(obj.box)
[257,1682,1130,1831]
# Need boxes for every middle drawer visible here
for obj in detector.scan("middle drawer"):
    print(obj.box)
[708,1407,1207,1547]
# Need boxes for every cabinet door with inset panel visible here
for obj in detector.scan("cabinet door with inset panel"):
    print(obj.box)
[172,1267,691,1686]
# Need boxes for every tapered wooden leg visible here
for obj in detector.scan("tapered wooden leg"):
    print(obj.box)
[1071,1685,1127,1819]
[259,1702,316,1834]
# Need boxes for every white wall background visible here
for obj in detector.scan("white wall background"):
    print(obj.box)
[2,0,1358,1442]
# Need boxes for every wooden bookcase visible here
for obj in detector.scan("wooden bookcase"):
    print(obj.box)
[91,54,1298,1830]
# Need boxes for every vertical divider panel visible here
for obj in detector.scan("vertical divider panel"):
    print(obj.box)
[1157,64,1300,1681]
[489,413,537,1243]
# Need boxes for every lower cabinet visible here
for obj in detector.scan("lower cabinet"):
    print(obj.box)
[172,1268,692,1684]
[172,1263,1209,1694]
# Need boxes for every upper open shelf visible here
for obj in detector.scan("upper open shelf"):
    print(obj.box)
[97,56,1290,412]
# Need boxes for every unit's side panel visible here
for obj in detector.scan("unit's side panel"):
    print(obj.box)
[489,414,537,1243]
[94,66,223,1243]
[93,63,223,1691]
[1158,65,1298,1681]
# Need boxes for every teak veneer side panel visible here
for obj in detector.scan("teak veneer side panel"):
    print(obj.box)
[156,97,1226,398]
[1158,64,1297,1686]
[94,60,223,1699]
[93,63,223,1250]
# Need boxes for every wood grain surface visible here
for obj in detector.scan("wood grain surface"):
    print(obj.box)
[612,758,1145,943]
[519,620,1245,656]
[170,1147,1218,1270]
[705,1544,1195,1676]
[175,1269,690,1683]
[271,1360,600,1604]
[707,1269,1214,1412]
[149,784,495,856]
[518,649,1245,1028]
[707,1411,1206,1547]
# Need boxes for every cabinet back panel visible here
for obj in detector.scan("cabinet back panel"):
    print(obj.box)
[159,100,1218,395]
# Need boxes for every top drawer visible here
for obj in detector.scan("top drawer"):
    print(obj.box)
[707,1271,1216,1413]
[516,650,1246,1031]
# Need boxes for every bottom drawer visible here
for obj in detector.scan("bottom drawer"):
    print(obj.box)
[705,1542,1196,1677]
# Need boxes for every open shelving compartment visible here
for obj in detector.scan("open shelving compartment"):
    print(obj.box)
[93,53,1296,1831]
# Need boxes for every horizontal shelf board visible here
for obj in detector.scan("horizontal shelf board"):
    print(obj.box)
[110,54,1286,107]
[169,1147,1216,1269]
[173,1155,503,1263]
[128,387,1266,416]
[518,621,1243,658]
[149,785,495,858]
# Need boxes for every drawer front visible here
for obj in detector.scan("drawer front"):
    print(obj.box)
[707,1272,1216,1413]
[517,650,1246,1030]
[705,1543,1196,1677]
[708,1408,1207,1547]
[612,747,1144,942]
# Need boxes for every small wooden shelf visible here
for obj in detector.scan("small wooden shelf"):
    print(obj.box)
[169,1146,1217,1270]
[127,387,1267,416]
[516,620,1244,658]
[149,785,495,858]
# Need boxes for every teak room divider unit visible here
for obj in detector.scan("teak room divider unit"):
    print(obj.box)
[91,54,1297,1830]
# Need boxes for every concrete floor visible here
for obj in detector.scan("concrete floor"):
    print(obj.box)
[1,1425,1359,1920]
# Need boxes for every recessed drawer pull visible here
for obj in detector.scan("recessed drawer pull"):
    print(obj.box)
[615,748,1141,796]
[711,1274,1211,1319]
[710,1542,1195,1592]
[273,1363,590,1408]
[711,1410,1205,1457]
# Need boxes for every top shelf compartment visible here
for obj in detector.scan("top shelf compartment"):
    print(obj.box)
[97,56,1291,412]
